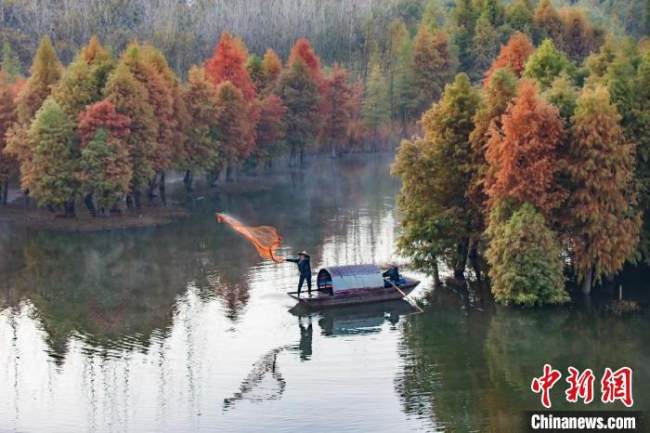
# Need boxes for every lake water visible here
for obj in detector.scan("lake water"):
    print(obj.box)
[0,155,648,433]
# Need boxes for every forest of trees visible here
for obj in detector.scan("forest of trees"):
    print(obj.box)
[0,0,648,304]
[393,0,650,303]
[0,32,376,216]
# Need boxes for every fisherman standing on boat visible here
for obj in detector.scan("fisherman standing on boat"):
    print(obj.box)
[287,251,311,296]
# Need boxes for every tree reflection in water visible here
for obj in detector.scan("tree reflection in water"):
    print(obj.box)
[397,284,650,433]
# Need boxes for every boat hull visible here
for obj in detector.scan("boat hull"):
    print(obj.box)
[288,278,420,309]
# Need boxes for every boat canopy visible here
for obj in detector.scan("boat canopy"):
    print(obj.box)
[317,264,385,294]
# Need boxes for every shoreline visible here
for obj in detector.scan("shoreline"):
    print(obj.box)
[0,202,190,232]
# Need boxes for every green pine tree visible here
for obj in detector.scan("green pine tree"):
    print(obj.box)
[362,63,390,148]
[486,201,568,306]
[413,25,456,114]
[505,0,535,36]
[523,39,574,89]
[276,59,320,166]
[544,73,579,123]
[25,98,78,214]
[629,51,650,262]
[53,58,98,119]
[393,73,480,280]
[394,37,418,129]
[79,128,132,213]
[452,0,479,73]
[246,54,265,94]
[471,12,500,80]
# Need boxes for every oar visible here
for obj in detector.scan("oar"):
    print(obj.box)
[385,277,424,313]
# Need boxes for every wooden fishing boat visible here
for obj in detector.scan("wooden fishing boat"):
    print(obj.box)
[287,264,420,309]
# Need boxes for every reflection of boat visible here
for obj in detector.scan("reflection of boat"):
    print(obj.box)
[290,299,416,337]
[317,300,415,335]
[287,264,420,309]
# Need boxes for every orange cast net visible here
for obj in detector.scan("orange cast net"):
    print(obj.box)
[216,213,285,263]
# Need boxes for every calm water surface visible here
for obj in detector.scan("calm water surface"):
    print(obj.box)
[0,155,648,433]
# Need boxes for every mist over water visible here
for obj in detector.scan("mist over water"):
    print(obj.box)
[0,155,648,433]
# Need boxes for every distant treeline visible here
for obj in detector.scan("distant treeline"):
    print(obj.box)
[0,0,647,77]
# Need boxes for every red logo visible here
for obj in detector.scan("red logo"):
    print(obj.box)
[565,367,595,404]
[531,365,633,408]
[601,367,633,407]
[531,364,562,408]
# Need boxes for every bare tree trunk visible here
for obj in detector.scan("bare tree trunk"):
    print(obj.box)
[582,267,593,295]
[289,146,296,167]
[159,171,166,206]
[1,181,6,205]
[468,239,481,281]
[110,202,122,215]
[226,164,234,182]
[432,260,442,287]
[183,170,193,192]
[64,199,76,218]
[84,193,96,217]
[453,238,469,280]
[134,189,142,210]
[147,172,159,203]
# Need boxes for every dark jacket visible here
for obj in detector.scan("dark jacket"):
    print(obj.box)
[382,266,400,282]
[287,256,311,276]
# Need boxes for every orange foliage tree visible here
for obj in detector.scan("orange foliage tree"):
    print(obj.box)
[78,100,131,147]
[214,81,250,180]
[469,68,518,215]
[104,62,158,208]
[255,94,287,168]
[485,80,565,219]
[322,66,353,157]
[122,43,175,191]
[288,38,330,139]
[143,43,190,175]
[288,38,323,84]
[566,86,640,293]
[483,32,534,87]
[16,37,62,124]
[205,32,258,158]
[261,49,283,94]
[205,32,256,101]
